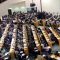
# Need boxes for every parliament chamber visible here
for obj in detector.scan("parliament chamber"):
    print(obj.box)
[0,0,60,60]
[0,11,60,60]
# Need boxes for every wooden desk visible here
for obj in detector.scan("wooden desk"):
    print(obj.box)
[32,20,40,27]
[35,55,46,60]
[23,25,29,55]
[9,25,17,60]
[40,26,53,47]
[31,25,41,52]
[49,27,60,46]
[0,24,10,49]
[50,54,60,60]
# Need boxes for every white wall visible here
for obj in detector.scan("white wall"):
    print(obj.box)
[26,0,60,14]
[0,0,25,17]
[0,0,60,17]
[25,0,41,11]
[10,1,26,12]
[42,0,60,14]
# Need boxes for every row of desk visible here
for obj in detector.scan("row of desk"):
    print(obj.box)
[34,20,60,60]
[31,25,41,52]
[9,24,18,60]
[0,24,10,50]
[49,27,60,46]
[0,22,60,60]
[39,26,53,47]
[33,19,60,46]
[23,25,29,55]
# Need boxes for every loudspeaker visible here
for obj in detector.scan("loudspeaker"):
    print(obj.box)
[30,3,35,7]
[8,9,12,15]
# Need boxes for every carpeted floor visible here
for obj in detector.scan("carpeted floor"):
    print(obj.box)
[52,44,60,53]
